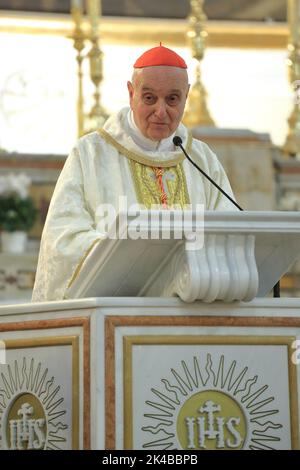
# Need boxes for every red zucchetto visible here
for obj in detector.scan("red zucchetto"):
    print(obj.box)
[134,44,187,69]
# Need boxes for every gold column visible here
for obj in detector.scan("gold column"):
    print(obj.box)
[71,1,85,137]
[183,0,215,128]
[283,0,300,157]
[71,0,108,137]
[86,0,108,132]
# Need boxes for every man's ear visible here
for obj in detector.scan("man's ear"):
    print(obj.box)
[186,83,191,98]
[127,81,134,100]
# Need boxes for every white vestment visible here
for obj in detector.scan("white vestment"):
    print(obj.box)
[32,107,236,302]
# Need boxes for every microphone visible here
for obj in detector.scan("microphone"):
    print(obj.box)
[173,135,243,211]
[173,135,281,298]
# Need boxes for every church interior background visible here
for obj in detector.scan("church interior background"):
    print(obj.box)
[0,0,300,303]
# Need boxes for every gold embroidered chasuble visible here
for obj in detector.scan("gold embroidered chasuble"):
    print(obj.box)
[32,107,236,302]
[98,128,191,208]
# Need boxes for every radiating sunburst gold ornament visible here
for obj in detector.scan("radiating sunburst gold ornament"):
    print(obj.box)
[140,353,286,450]
[0,358,68,450]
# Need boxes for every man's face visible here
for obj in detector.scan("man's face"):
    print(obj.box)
[127,66,189,141]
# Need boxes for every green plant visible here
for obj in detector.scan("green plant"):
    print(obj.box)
[0,174,38,233]
[0,194,38,232]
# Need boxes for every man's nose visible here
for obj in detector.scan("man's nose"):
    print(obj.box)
[154,100,167,119]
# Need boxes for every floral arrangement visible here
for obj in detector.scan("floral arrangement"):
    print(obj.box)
[0,173,38,232]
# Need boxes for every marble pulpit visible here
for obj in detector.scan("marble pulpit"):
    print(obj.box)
[0,211,300,450]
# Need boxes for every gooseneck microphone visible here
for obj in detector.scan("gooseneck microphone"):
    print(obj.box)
[173,135,243,211]
[173,135,280,297]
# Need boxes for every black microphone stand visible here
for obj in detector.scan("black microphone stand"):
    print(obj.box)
[173,136,280,298]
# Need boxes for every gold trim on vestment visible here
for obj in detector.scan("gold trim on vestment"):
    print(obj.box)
[97,128,193,168]
[66,129,193,293]
[129,160,190,208]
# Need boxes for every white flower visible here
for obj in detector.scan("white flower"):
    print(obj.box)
[0,173,31,199]
[0,176,8,195]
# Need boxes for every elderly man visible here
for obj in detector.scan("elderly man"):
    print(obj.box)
[32,44,235,302]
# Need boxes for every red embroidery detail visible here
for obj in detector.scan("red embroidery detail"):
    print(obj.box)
[154,167,168,207]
